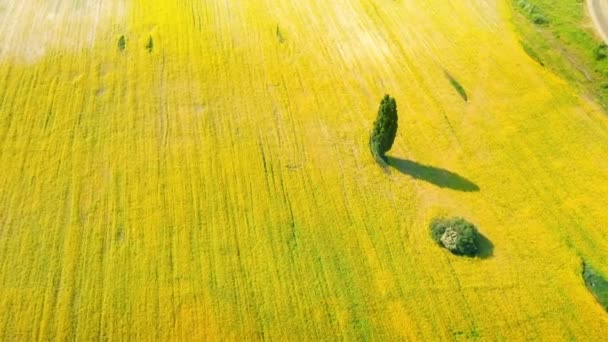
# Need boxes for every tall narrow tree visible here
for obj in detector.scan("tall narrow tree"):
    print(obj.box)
[370,95,398,163]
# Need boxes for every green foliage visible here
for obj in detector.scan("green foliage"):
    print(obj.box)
[118,35,126,51]
[532,15,548,25]
[583,262,608,311]
[516,0,549,25]
[146,36,154,53]
[511,0,608,112]
[445,73,468,101]
[370,95,398,163]
[595,43,607,61]
[430,217,479,256]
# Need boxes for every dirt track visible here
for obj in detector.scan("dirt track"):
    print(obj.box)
[588,0,608,44]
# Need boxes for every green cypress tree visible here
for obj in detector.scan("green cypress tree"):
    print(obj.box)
[370,95,398,163]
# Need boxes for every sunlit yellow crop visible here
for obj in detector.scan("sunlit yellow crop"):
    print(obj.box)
[1,0,607,339]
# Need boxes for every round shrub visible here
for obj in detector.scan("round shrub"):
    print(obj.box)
[430,217,479,256]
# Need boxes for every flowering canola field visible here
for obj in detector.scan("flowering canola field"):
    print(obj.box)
[1,0,608,339]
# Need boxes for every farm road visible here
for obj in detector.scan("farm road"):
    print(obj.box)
[588,0,608,44]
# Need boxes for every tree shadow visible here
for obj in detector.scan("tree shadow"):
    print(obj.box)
[475,233,494,259]
[386,157,480,192]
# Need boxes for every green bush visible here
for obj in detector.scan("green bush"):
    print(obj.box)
[595,44,607,61]
[370,95,398,164]
[430,217,479,256]
[118,35,126,51]
[516,0,549,26]
[532,14,548,25]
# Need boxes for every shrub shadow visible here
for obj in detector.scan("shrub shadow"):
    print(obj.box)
[475,233,494,259]
[386,157,480,192]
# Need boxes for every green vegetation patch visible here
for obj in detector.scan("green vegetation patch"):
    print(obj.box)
[146,36,154,53]
[512,0,608,111]
[583,262,608,311]
[595,43,608,61]
[118,35,126,51]
[430,217,479,256]
[516,0,549,25]
[445,72,468,101]
[370,95,398,166]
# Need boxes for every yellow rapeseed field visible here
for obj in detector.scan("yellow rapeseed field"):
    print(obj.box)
[1,0,607,339]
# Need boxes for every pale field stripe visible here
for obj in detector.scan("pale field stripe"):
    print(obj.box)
[0,0,126,63]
